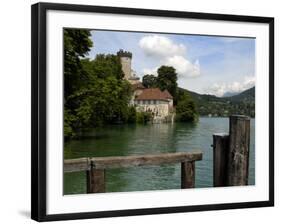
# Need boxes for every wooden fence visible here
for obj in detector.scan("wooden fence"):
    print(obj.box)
[64,151,203,193]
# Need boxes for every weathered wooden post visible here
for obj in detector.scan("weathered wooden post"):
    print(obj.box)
[227,115,250,186]
[86,162,105,193]
[212,133,229,187]
[181,161,195,188]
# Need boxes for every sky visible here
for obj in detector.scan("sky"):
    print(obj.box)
[87,30,255,97]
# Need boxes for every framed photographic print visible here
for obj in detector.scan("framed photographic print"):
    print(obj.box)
[31,2,274,222]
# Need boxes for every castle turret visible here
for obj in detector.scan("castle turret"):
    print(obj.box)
[117,50,132,80]
[117,49,140,84]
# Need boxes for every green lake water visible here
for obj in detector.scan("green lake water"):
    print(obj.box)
[64,117,255,194]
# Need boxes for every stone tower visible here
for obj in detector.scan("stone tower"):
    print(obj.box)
[117,49,132,80]
[117,49,140,84]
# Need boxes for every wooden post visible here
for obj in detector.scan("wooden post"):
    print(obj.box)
[227,115,250,186]
[213,133,229,187]
[86,163,105,193]
[181,161,195,188]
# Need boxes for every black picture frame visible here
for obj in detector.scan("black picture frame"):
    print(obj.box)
[31,2,274,222]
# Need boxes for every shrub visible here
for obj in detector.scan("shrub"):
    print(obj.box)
[136,111,152,124]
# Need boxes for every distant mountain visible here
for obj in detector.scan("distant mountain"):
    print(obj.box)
[222,91,239,97]
[179,87,255,117]
[224,87,255,102]
[181,88,224,103]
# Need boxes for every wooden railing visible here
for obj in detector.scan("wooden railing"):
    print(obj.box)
[64,151,203,193]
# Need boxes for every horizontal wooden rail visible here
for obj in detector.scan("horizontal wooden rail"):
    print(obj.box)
[64,151,202,172]
[64,151,203,193]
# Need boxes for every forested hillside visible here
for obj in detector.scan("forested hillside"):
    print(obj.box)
[180,87,255,117]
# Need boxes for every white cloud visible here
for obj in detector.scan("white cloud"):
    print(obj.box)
[139,35,200,78]
[142,56,200,78]
[164,56,200,77]
[206,76,255,97]
[243,76,255,89]
[142,67,157,75]
[139,35,186,57]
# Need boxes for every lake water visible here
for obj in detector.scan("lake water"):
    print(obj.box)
[64,117,255,194]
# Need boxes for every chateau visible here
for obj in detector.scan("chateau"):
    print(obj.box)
[117,50,174,123]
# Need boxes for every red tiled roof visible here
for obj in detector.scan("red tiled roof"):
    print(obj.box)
[135,88,173,100]
[163,90,173,99]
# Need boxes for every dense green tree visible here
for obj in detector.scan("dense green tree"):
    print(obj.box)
[71,55,132,128]
[127,106,137,123]
[176,92,198,122]
[64,29,93,138]
[64,30,134,139]
[136,112,152,124]
[71,75,132,128]
[64,29,93,98]
[156,66,178,99]
[89,54,124,79]
[142,74,157,88]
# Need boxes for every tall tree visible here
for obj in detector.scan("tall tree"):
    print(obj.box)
[156,66,178,98]
[64,29,93,138]
[64,29,93,98]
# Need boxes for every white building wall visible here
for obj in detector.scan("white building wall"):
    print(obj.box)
[168,99,173,107]
[135,100,170,118]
